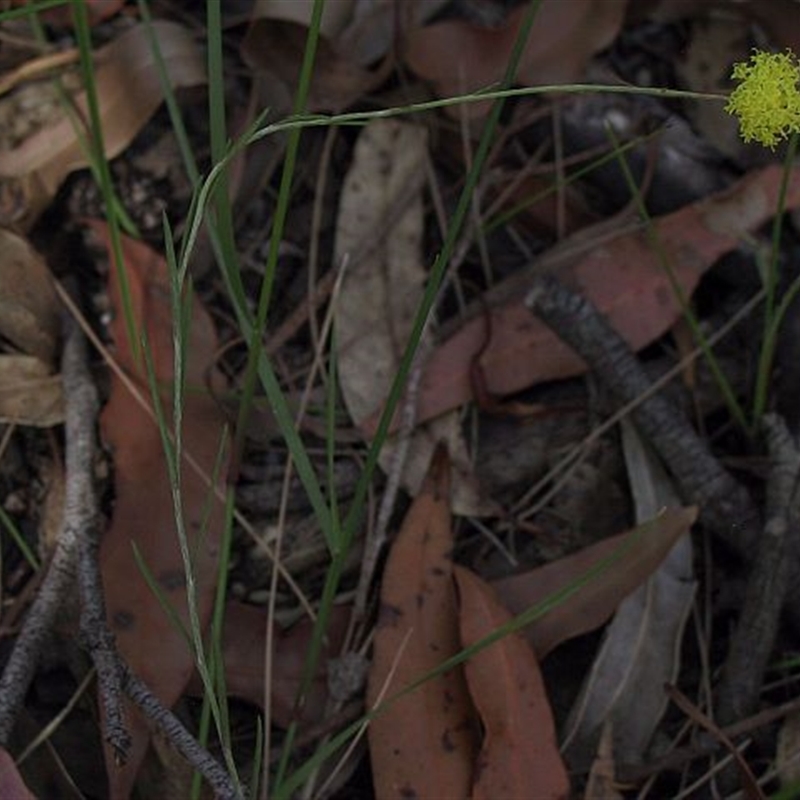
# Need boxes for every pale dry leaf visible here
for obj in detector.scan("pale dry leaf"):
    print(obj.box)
[561,421,695,770]
[0,21,206,230]
[334,118,492,515]
[584,722,625,800]
[0,228,60,363]
[0,354,63,426]
[39,457,66,552]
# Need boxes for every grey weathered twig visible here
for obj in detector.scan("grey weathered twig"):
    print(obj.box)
[0,312,106,743]
[0,310,131,757]
[524,275,800,630]
[61,313,130,760]
[716,413,800,725]
[122,666,242,800]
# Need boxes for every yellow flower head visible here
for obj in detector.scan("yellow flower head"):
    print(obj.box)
[725,50,800,148]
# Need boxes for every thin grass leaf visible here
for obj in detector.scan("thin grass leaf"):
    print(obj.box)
[0,506,39,571]
[70,0,141,364]
[753,132,799,424]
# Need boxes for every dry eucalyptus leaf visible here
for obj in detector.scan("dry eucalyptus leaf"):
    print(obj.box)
[0,354,64,426]
[0,21,206,230]
[561,422,695,770]
[367,448,477,800]
[93,223,229,799]
[334,118,493,515]
[0,228,59,363]
[455,565,569,800]
[492,506,697,659]
[248,0,448,66]
[405,0,627,117]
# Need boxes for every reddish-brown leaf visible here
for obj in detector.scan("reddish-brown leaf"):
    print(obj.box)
[492,507,697,659]
[455,566,569,800]
[367,447,477,799]
[406,0,627,117]
[363,165,800,434]
[0,749,36,800]
[93,223,228,798]
[186,600,351,729]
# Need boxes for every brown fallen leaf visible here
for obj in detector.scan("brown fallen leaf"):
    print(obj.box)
[186,600,351,729]
[0,748,35,800]
[493,507,698,659]
[364,164,800,433]
[405,0,628,118]
[367,447,477,799]
[94,223,229,799]
[244,0,448,109]
[454,565,569,800]
[0,21,205,231]
[7,0,127,27]
[242,18,385,113]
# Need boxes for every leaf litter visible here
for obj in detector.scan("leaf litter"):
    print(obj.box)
[2,1,800,798]
[93,222,230,797]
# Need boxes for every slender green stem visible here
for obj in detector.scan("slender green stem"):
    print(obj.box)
[607,124,749,432]
[751,132,799,426]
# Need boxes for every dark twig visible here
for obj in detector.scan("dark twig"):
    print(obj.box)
[523,276,800,628]
[122,665,242,800]
[717,413,800,725]
[525,274,761,544]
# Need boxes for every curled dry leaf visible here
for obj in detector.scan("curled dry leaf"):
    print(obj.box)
[0,228,63,425]
[454,565,569,800]
[492,507,697,659]
[0,229,59,363]
[0,21,205,231]
[335,118,493,515]
[364,164,800,433]
[93,223,228,799]
[405,0,628,117]
[367,447,477,800]
[0,355,63,426]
